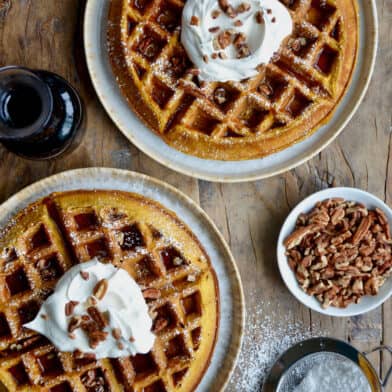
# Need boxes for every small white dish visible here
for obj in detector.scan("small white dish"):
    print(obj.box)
[277,187,392,317]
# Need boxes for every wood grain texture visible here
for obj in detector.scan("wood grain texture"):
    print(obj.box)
[0,0,390,390]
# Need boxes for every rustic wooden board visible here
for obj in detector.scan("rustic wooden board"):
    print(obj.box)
[0,0,390,390]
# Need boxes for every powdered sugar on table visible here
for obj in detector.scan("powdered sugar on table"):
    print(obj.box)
[228,297,327,391]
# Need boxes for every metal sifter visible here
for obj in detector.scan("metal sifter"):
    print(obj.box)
[262,337,392,392]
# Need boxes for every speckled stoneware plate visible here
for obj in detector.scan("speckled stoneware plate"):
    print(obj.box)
[83,0,378,182]
[0,168,244,392]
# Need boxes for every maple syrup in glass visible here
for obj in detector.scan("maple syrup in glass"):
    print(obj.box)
[0,66,83,159]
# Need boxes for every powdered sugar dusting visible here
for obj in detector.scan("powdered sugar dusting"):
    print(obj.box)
[228,297,327,392]
[291,353,371,392]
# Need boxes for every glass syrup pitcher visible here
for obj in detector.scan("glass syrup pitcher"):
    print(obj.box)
[0,66,83,159]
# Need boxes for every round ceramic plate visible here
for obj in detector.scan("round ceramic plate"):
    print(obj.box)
[0,168,244,392]
[84,0,378,182]
[277,187,392,317]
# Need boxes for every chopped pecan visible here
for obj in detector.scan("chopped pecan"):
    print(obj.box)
[296,264,309,279]
[87,306,108,330]
[218,0,236,17]
[218,0,229,10]
[234,32,246,46]
[310,255,328,271]
[209,26,220,33]
[237,2,251,13]
[213,87,228,105]
[81,369,95,387]
[308,281,330,295]
[352,278,364,294]
[237,43,251,58]
[68,316,82,333]
[87,296,98,307]
[65,300,79,317]
[36,258,50,270]
[88,330,108,349]
[80,271,90,280]
[289,37,307,52]
[93,279,108,300]
[359,240,376,256]
[112,328,122,340]
[226,5,237,17]
[212,9,221,19]
[352,216,372,245]
[142,288,161,299]
[309,209,330,225]
[300,255,313,268]
[331,207,345,225]
[258,83,272,96]
[190,16,200,26]
[375,208,388,226]
[331,231,352,246]
[364,276,384,295]
[217,31,232,49]
[80,317,97,331]
[255,10,264,24]
[320,267,335,280]
[152,317,168,333]
[284,224,321,249]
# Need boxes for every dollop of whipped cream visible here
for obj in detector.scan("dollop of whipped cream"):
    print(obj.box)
[24,259,155,359]
[181,0,293,82]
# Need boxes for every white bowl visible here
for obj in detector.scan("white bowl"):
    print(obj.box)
[277,187,392,317]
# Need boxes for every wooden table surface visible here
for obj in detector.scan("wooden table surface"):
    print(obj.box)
[0,0,391,390]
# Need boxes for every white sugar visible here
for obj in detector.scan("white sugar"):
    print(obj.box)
[293,357,371,392]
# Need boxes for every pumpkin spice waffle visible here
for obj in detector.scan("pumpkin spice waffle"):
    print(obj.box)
[0,190,219,391]
[107,0,358,161]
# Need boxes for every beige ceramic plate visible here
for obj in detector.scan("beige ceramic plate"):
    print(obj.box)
[84,0,377,183]
[0,168,244,392]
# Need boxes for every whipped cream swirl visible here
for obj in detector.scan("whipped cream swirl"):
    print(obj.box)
[181,0,293,82]
[25,259,155,358]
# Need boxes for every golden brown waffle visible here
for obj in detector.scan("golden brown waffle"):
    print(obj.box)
[107,0,358,160]
[0,190,219,391]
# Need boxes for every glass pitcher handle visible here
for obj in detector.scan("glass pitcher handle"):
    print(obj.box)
[364,345,392,389]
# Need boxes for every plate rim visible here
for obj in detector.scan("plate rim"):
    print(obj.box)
[0,167,245,391]
[83,0,378,183]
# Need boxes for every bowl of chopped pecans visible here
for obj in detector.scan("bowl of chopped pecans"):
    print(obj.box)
[277,187,392,316]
